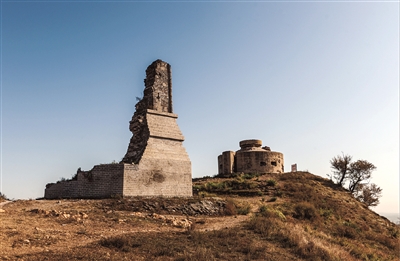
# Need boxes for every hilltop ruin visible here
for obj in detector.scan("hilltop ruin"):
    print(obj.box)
[218,139,284,176]
[45,60,192,199]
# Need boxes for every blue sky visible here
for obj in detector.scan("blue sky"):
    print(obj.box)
[1,1,398,215]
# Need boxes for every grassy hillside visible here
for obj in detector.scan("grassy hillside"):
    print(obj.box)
[193,172,399,260]
[0,172,398,260]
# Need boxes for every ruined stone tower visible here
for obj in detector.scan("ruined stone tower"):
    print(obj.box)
[44,60,192,198]
[122,60,175,164]
[120,59,192,197]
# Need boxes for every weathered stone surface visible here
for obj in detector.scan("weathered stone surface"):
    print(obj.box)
[99,198,227,216]
[218,139,284,175]
[121,60,191,197]
[44,60,192,199]
[122,60,176,164]
[239,139,262,149]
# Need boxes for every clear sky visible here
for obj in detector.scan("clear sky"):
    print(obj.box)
[1,1,398,215]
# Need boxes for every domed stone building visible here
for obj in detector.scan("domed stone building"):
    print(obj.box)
[218,139,284,176]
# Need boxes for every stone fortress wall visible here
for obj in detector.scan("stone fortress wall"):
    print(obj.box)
[44,164,124,199]
[45,60,192,199]
[218,139,284,176]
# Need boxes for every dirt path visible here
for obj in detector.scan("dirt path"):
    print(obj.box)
[194,215,249,231]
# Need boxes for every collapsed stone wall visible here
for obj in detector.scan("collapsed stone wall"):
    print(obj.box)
[120,60,192,197]
[122,60,173,164]
[44,60,192,199]
[45,164,124,199]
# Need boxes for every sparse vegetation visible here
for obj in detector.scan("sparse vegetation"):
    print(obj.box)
[58,177,67,182]
[266,179,277,186]
[1,171,399,261]
[355,183,383,207]
[224,199,251,215]
[0,192,8,202]
[293,202,319,221]
[328,153,352,186]
[328,153,382,207]
[193,176,261,196]
[236,201,251,215]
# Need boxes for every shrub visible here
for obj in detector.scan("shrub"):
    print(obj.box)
[224,199,237,215]
[294,241,333,261]
[178,247,215,261]
[266,179,277,186]
[259,205,268,215]
[205,181,226,190]
[293,202,319,221]
[335,224,358,239]
[243,173,261,179]
[247,216,278,237]
[319,208,333,219]
[192,185,203,191]
[0,192,8,202]
[236,202,251,215]
[365,231,399,251]
[224,200,251,215]
[247,216,335,261]
[259,205,286,220]
[100,236,141,252]
[227,179,258,190]
[243,173,253,179]
[388,226,400,239]
[198,192,217,198]
[58,177,67,182]
[110,194,123,199]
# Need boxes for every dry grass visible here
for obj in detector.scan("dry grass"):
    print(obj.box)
[1,171,399,260]
[15,229,269,260]
[0,192,8,202]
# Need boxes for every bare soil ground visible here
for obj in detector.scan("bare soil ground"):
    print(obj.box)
[0,198,252,260]
[1,172,399,261]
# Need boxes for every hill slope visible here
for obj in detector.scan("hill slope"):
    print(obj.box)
[0,172,398,260]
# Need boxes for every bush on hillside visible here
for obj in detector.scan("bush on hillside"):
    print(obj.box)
[0,192,8,202]
[266,179,277,186]
[293,202,319,221]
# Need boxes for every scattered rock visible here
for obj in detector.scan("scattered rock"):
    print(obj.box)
[29,208,89,221]
[62,213,70,218]
[132,211,192,229]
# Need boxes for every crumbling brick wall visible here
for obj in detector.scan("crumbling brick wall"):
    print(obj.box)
[44,60,192,199]
[45,164,124,199]
[121,60,192,197]
[122,60,173,164]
